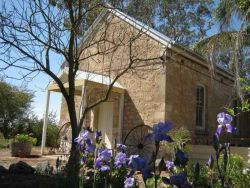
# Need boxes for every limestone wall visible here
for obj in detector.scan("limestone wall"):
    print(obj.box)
[164,56,234,143]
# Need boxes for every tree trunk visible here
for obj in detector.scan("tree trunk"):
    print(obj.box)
[65,96,81,188]
[66,139,80,188]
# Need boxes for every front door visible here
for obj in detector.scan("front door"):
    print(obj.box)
[98,102,113,149]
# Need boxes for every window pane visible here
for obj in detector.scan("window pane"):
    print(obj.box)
[196,86,205,128]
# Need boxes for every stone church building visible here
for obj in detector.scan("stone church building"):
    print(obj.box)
[41,8,249,153]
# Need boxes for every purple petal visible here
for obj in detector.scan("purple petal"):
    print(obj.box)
[94,157,103,168]
[216,125,223,136]
[99,165,110,172]
[154,133,173,142]
[226,124,235,134]
[170,172,186,185]
[153,121,173,134]
[86,144,95,153]
[165,160,174,170]
[217,112,232,125]
[124,177,134,188]
[74,136,82,143]
[141,167,153,180]
[99,149,112,161]
[162,177,171,185]
[131,156,146,171]
[128,155,139,165]
[206,154,214,168]
[115,152,127,168]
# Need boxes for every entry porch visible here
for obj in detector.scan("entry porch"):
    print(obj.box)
[40,68,125,155]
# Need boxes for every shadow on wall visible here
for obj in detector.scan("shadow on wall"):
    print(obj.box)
[122,91,144,141]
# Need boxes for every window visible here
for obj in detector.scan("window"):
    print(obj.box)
[196,85,205,129]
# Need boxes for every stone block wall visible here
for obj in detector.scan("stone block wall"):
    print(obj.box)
[164,56,234,143]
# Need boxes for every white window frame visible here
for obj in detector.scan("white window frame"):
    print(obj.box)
[196,84,206,131]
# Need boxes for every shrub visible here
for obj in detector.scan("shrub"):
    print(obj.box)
[0,132,9,149]
[223,154,250,187]
[161,126,191,159]
[12,134,37,145]
[31,122,60,147]
[188,154,250,188]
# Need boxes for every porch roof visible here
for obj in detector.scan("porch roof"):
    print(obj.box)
[47,68,125,94]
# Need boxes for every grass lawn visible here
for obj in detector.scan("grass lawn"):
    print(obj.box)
[0,138,9,149]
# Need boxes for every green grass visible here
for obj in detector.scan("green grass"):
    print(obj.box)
[0,138,9,149]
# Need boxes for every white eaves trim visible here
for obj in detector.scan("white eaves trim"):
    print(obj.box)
[48,67,124,90]
[109,9,174,48]
[108,9,234,80]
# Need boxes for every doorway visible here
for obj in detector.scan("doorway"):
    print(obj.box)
[98,102,113,149]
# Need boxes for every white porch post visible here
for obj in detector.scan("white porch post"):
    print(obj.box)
[118,93,124,143]
[41,90,51,155]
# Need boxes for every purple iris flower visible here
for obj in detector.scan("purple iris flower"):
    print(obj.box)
[131,156,153,180]
[165,160,174,171]
[141,166,153,180]
[86,143,95,153]
[170,172,187,185]
[128,155,139,165]
[117,144,127,152]
[94,149,112,171]
[95,130,102,141]
[99,149,112,161]
[207,154,214,168]
[99,165,110,172]
[94,157,103,168]
[81,156,86,164]
[83,139,95,153]
[216,112,235,136]
[124,177,135,188]
[115,152,127,168]
[175,150,188,166]
[152,122,173,142]
[217,112,232,125]
[74,130,90,144]
[131,156,147,171]
[162,172,187,186]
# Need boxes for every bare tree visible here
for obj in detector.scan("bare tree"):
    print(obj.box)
[0,0,166,186]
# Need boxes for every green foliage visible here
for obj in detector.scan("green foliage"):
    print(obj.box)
[162,126,191,158]
[0,79,33,139]
[28,113,60,147]
[188,154,250,187]
[188,163,211,187]
[0,132,9,149]
[12,134,37,145]
[225,154,250,187]
[126,0,214,47]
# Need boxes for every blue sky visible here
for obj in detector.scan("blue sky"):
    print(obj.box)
[2,59,62,121]
[0,0,236,122]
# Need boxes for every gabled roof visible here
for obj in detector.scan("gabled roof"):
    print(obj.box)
[64,7,234,80]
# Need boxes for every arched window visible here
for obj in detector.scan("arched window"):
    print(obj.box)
[196,85,205,129]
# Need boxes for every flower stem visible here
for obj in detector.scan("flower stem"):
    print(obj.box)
[154,142,160,188]
[93,145,98,188]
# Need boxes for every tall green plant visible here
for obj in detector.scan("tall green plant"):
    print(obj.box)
[0,79,33,139]
[193,0,250,110]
